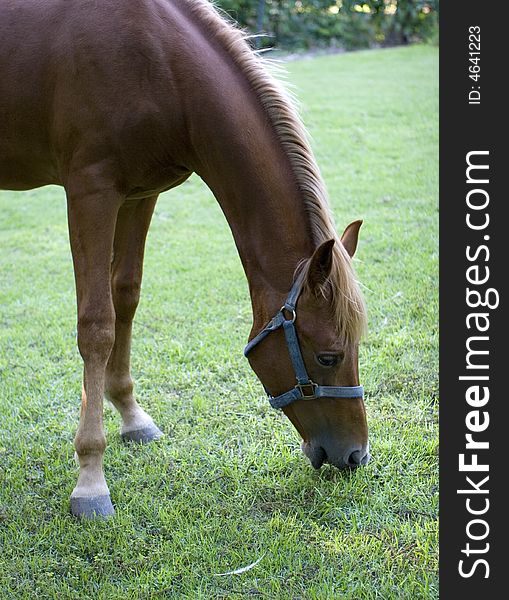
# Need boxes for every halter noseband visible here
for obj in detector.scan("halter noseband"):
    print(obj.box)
[243,276,364,409]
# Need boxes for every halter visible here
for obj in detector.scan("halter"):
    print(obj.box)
[244,275,364,409]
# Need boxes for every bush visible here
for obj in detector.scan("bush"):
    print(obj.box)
[215,0,439,51]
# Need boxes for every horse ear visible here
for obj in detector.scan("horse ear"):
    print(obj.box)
[307,239,335,290]
[340,220,363,258]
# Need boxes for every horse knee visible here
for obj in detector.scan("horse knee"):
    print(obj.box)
[112,278,141,322]
[77,313,116,364]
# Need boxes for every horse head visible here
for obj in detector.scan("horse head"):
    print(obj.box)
[246,221,369,470]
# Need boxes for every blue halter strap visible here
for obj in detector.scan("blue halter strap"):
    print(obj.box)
[244,276,364,409]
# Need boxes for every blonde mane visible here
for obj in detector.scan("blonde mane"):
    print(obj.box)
[186,0,367,342]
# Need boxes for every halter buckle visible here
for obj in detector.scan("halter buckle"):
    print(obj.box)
[296,381,318,400]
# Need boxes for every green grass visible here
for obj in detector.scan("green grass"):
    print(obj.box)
[0,45,438,599]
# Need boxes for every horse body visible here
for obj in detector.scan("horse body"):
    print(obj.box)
[1,0,188,192]
[1,0,369,518]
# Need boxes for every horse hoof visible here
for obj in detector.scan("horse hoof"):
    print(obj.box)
[70,494,115,519]
[121,422,163,444]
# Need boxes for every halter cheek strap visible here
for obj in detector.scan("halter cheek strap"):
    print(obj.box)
[244,277,364,409]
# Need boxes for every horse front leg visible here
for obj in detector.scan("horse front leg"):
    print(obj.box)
[105,196,163,443]
[66,180,121,518]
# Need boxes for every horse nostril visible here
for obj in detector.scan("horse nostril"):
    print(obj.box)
[347,449,369,467]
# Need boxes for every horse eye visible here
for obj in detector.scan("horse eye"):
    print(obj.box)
[315,354,339,368]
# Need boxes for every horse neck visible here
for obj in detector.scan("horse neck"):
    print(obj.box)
[187,91,315,325]
[169,5,320,325]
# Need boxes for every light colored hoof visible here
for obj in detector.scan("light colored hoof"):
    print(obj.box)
[121,422,163,444]
[70,494,115,519]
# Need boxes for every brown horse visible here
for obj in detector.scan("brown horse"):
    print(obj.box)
[0,0,369,518]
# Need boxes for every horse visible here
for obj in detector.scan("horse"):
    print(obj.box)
[0,0,369,518]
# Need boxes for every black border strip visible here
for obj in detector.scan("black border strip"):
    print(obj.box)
[440,3,506,596]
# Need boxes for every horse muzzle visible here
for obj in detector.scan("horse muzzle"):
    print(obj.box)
[302,441,370,470]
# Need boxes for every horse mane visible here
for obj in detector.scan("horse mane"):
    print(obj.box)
[186,0,367,342]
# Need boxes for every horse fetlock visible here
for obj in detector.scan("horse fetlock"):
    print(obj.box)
[105,375,134,403]
[74,435,107,459]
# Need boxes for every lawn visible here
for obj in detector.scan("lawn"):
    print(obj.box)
[0,45,438,599]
